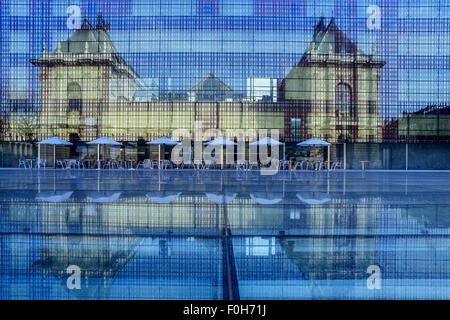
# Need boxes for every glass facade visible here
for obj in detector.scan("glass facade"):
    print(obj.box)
[1,170,450,299]
[0,0,449,168]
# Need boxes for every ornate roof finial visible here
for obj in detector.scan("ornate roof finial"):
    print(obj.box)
[314,11,326,37]
[96,11,109,32]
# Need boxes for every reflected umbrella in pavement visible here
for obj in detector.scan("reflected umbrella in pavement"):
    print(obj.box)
[36,191,73,202]
[250,192,283,205]
[87,136,121,169]
[87,170,122,203]
[296,193,331,205]
[146,191,181,204]
[205,192,237,204]
[146,136,180,168]
[36,170,73,202]
[37,136,73,168]
[87,192,122,203]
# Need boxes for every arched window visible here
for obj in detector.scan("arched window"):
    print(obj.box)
[67,82,82,112]
[335,83,351,111]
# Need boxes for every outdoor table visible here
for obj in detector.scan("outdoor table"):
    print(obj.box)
[360,160,368,171]
[125,160,135,168]
[83,159,93,168]
[64,159,74,167]
[86,159,97,168]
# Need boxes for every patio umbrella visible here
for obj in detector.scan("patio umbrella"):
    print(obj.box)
[297,137,331,165]
[37,136,73,168]
[204,137,237,168]
[250,137,285,160]
[204,137,237,146]
[87,136,121,169]
[146,191,181,204]
[250,192,283,205]
[146,136,180,165]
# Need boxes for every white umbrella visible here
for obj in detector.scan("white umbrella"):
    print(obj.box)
[251,137,285,160]
[250,193,283,205]
[297,138,331,165]
[37,136,73,168]
[36,191,73,202]
[87,136,121,169]
[146,191,181,204]
[297,138,331,147]
[146,136,180,165]
[204,137,237,146]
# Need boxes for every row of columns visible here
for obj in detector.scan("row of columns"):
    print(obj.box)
[1,142,34,158]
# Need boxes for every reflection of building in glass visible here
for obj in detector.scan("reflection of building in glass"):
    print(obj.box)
[189,73,242,102]
[20,16,384,145]
[393,104,450,141]
[246,78,278,102]
[30,14,146,140]
[1,4,448,169]
[279,16,385,142]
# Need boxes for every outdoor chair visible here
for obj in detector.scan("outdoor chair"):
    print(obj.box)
[269,159,280,170]
[194,160,204,169]
[315,161,326,171]
[18,159,29,169]
[67,159,80,169]
[56,160,65,168]
[103,160,114,169]
[77,160,85,169]
[93,160,103,169]
[293,161,304,170]
[304,161,314,170]
[83,159,92,169]
[172,159,183,169]
[181,160,193,169]
[162,160,172,169]
[150,160,159,169]
[248,161,259,170]
[37,159,46,168]
[236,160,247,170]
[204,160,215,169]
[280,160,290,170]
[137,159,151,169]
[331,161,342,170]
[103,160,110,169]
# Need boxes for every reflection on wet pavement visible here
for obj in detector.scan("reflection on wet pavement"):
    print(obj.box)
[0,169,449,299]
